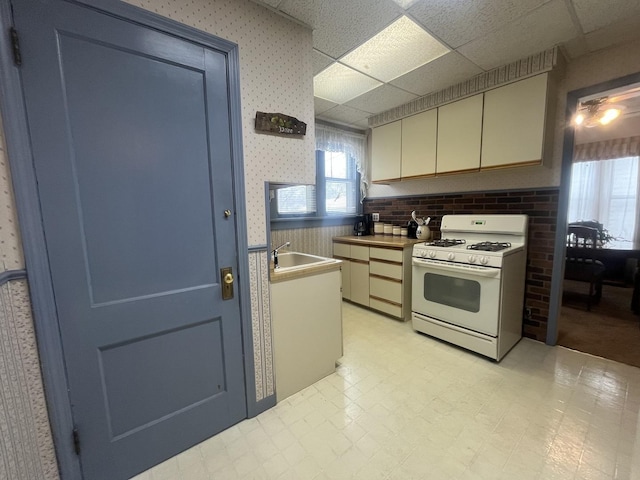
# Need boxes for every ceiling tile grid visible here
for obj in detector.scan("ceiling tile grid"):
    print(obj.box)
[390,51,484,97]
[278,0,402,58]
[253,0,640,129]
[407,0,551,49]
[344,84,418,114]
[572,0,640,33]
[456,0,578,70]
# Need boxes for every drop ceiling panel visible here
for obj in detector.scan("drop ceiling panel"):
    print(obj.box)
[259,0,282,7]
[279,0,401,58]
[457,0,577,70]
[584,16,640,53]
[312,50,334,75]
[314,97,338,115]
[572,0,640,33]
[390,51,483,96]
[561,36,590,60]
[407,0,549,49]
[344,84,418,114]
[316,105,370,126]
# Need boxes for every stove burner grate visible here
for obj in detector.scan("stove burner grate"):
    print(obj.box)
[467,242,512,252]
[429,238,466,247]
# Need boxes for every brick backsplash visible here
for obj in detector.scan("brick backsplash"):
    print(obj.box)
[364,188,559,342]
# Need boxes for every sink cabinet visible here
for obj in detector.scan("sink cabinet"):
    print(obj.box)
[333,237,417,321]
[271,268,343,402]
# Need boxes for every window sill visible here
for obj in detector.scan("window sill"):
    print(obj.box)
[270,215,359,230]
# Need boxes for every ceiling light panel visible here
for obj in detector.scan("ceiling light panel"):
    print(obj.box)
[390,0,421,9]
[313,63,382,104]
[340,16,450,82]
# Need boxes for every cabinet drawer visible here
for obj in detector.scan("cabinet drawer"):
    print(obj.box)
[369,276,402,303]
[333,242,350,258]
[350,245,369,262]
[369,247,402,263]
[370,260,402,280]
[369,297,402,319]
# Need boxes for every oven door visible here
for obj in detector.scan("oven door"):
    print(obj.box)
[412,258,501,336]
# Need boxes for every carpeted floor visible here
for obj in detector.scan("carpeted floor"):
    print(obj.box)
[559,279,640,367]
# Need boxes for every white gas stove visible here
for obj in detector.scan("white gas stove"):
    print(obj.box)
[411,214,528,361]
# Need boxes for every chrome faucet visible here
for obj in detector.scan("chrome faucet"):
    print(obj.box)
[273,241,290,268]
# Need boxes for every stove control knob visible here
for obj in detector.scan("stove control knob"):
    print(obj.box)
[480,256,489,265]
[468,255,477,263]
[428,250,436,259]
[447,252,455,261]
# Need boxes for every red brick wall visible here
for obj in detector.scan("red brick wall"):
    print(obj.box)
[364,188,559,341]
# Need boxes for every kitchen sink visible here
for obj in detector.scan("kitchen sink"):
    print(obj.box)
[274,252,337,270]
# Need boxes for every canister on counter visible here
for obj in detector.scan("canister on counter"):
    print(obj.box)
[393,226,401,235]
[383,224,393,235]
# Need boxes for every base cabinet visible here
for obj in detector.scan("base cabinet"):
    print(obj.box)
[334,239,414,321]
[351,261,370,306]
[271,269,343,402]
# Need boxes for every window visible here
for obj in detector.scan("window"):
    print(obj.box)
[269,123,367,226]
[275,184,316,215]
[318,150,359,216]
[568,156,639,241]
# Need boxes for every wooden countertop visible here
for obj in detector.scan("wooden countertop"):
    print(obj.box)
[333,235,424,248]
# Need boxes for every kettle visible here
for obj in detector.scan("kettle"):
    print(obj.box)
[416,224,431,240]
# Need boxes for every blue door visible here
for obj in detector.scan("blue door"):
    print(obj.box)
[12,0,247,478]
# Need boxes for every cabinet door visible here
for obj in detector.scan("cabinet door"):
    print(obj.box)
[341,260,351,300]
[333,242,350,300]
[401,109,437,179]
[481,73,548,169]
[350,261,370,306]
[371,121,401,182]
[436,94,483,174]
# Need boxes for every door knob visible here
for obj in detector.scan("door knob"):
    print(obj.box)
[221,267,234,300]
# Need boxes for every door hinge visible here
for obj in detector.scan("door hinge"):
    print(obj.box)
[10,27,21,66]
[72,427,81,455]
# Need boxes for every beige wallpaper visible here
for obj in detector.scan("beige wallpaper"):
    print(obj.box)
[2,2,640,478]
[271,224,353,259]
[0,120,58,479]
[367,39,640,199]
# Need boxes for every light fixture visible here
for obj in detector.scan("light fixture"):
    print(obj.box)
[313,63,382,104]
[340,16,450,83]
[573,98,624,128]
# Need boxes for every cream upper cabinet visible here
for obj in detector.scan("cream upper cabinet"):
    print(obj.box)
[481,73,549,169]
[401,109,437,179]
[436,94,483,174]
[371,121,401,182]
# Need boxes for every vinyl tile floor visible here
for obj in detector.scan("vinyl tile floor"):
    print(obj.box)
[133,302,640,480]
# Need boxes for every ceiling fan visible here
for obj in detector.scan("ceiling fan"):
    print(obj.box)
[574,86,640,128]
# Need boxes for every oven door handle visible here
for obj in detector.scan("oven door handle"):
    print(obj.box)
[412,258,500,277]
